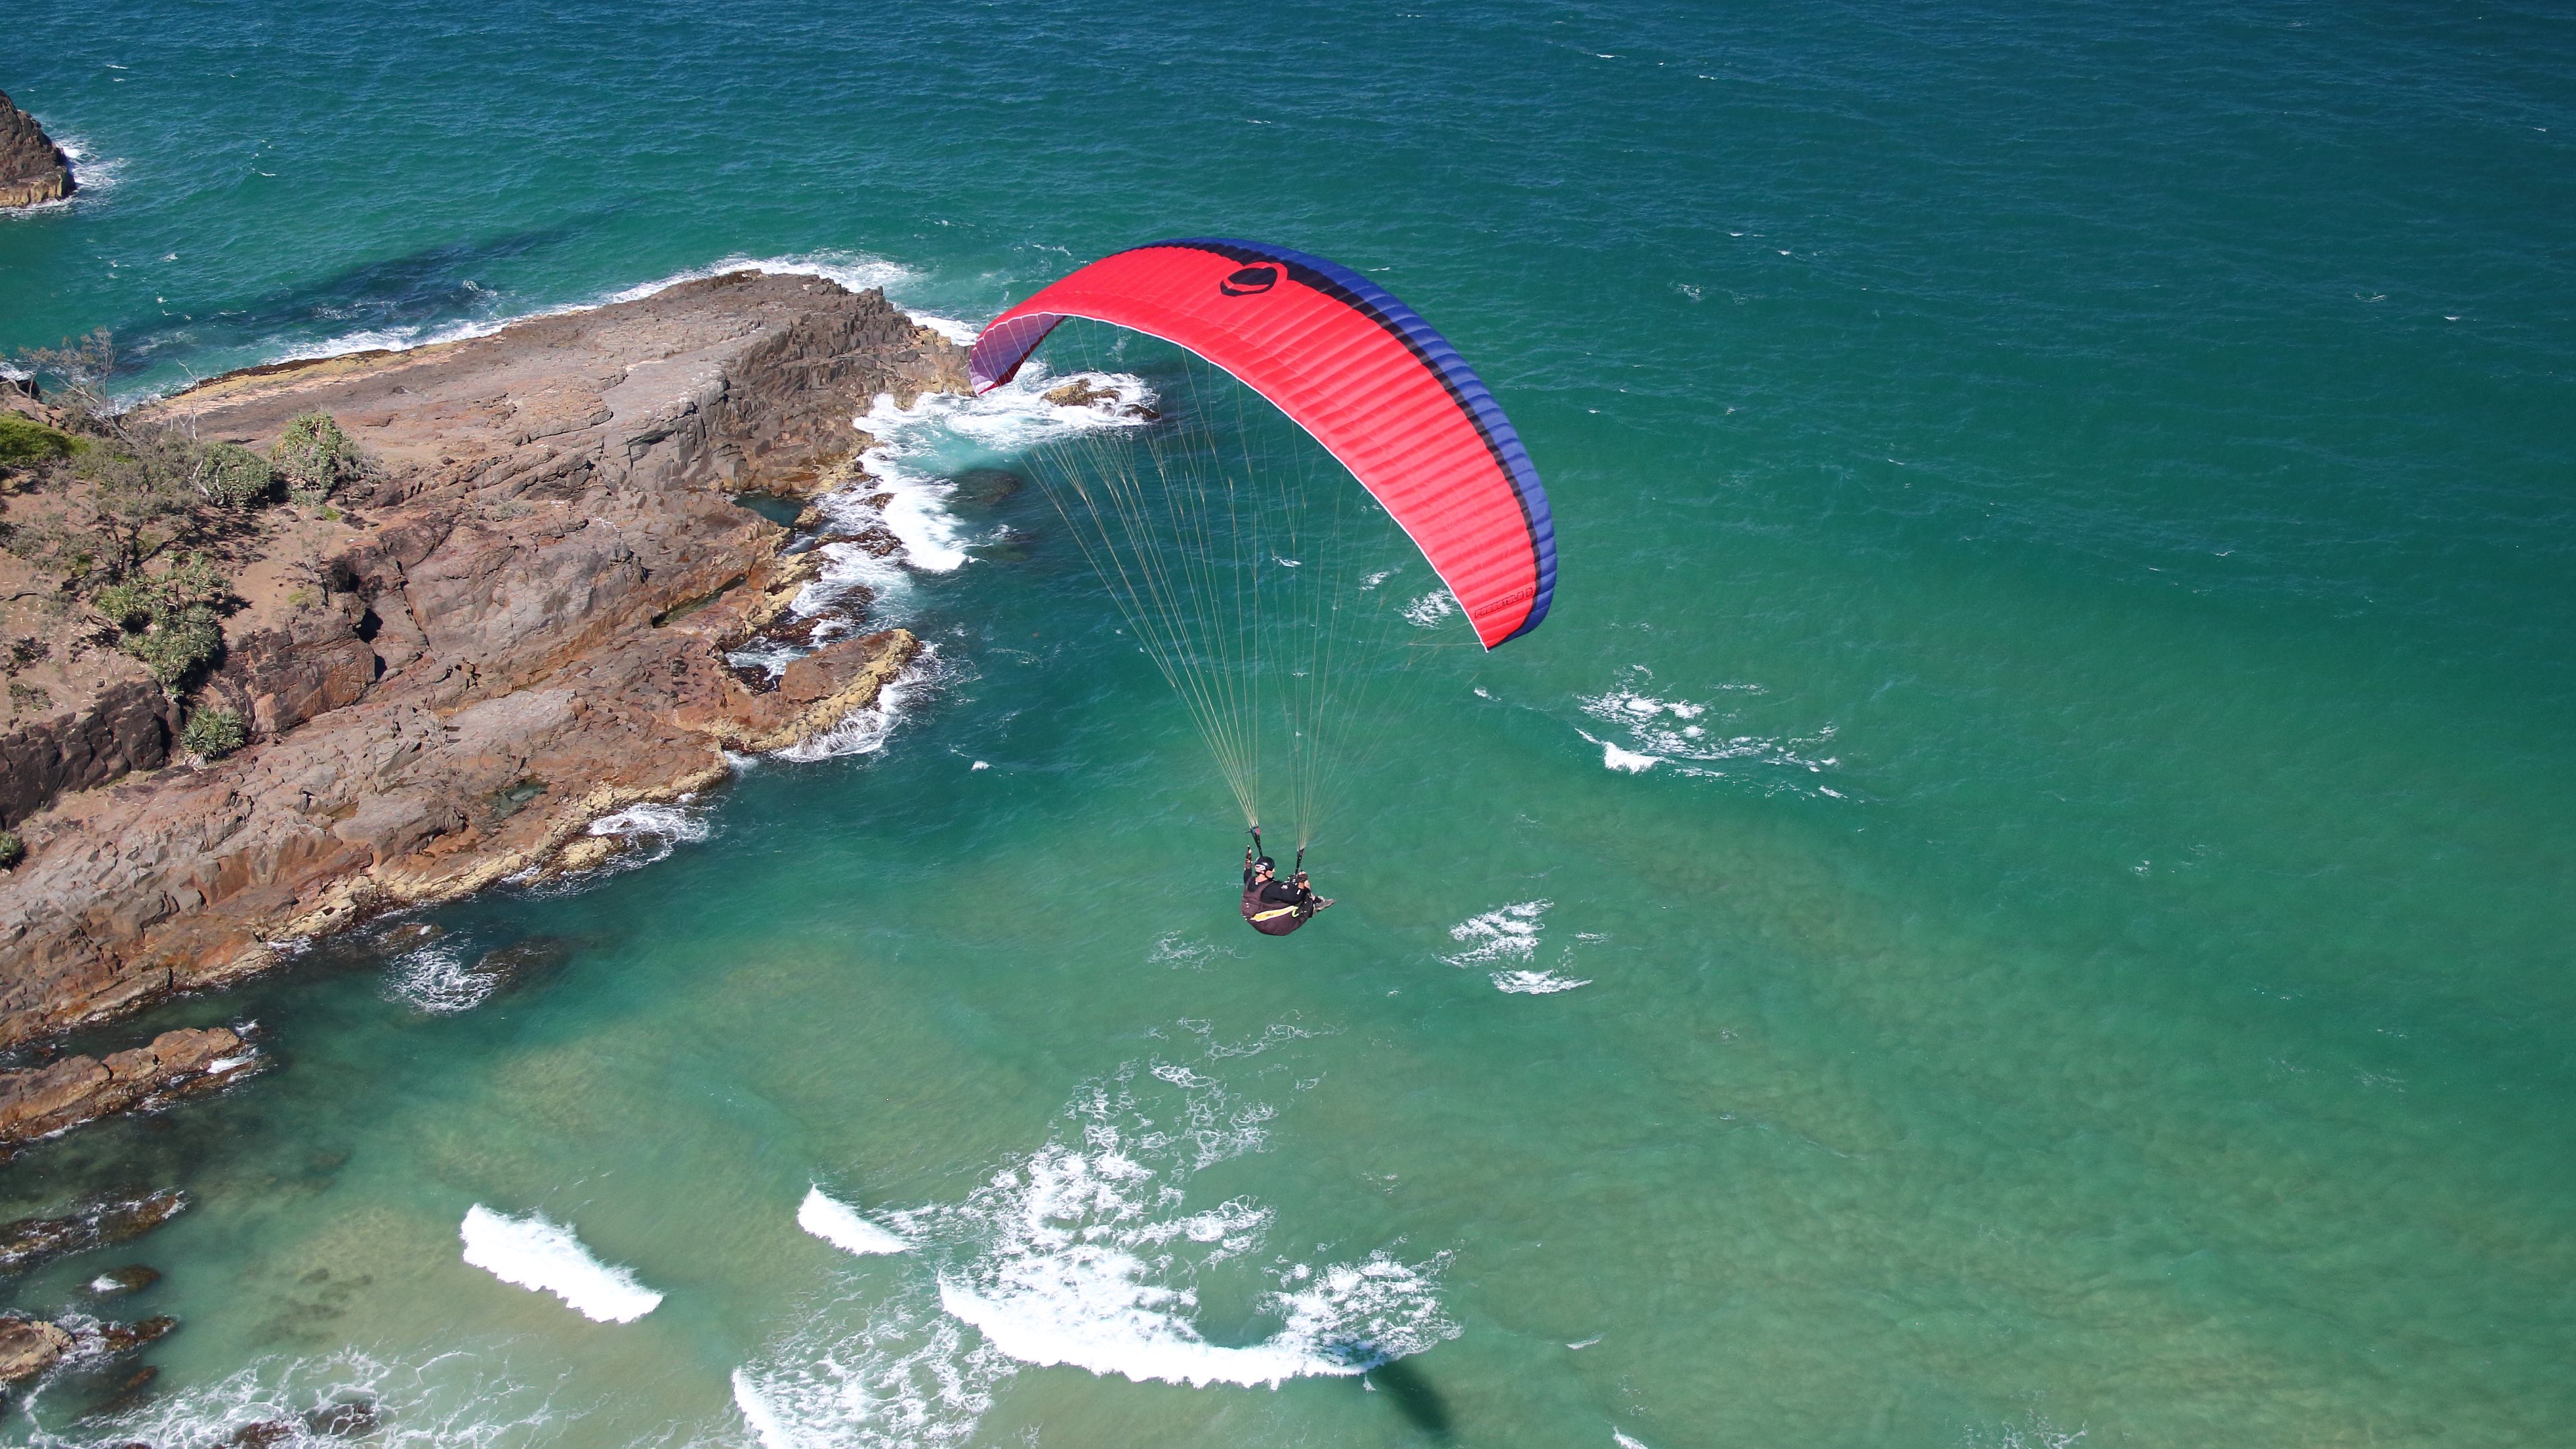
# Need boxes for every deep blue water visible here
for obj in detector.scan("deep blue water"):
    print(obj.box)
[4,2,2574,1445]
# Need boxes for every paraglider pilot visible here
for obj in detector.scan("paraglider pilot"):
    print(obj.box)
[1242,828,1334,935]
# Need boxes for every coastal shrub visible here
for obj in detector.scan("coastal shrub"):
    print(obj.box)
[271,412,364,504]
[196,441,276,511]
[94,555,232,688]
[180,703,247,760]
[123,607,224,687]
[0,413,74,469]
[0,830,22,870]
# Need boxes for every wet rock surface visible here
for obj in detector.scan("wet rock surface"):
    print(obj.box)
[0,91,74,209]
[0,273,963,1049]
[0,1316,72,1383]
[0,1028,254,1144]
[0,1190,186,1275]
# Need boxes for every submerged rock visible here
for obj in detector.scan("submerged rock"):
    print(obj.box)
[87,1361,159,1416]
[88,1315,177,1354]
[87,1264,161,1297]
[303,1397,381,1438]
[468,937,573,996]
[0,1189,186,1275]
[0,91,74,210]
[0,1316,70,1383]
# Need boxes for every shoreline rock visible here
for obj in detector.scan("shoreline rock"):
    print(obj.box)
[0,272,969,1049]
[0,1316,71,1385]
[0,91,74,211]
[0,1027,256,1145]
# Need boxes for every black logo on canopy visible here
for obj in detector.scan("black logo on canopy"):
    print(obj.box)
[1219,265,1279,297]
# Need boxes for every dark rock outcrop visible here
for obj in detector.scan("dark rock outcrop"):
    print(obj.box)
[0,1190,184,1275]
[207,594,380,743]
[0,680,180,830]
[84,1314,178,1355]
[0,91,74,211]
[0,1028,254,1144]
[87,1264,162,1297]
[0,274,965,1045]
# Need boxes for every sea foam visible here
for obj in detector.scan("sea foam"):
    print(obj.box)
[731,1058,1455,1445]
[1493,969,1592,995]
[1576,665,1841,793]
[458,1205,661,1323]
[1443,900,1552,966]
[799,1186,912,1256]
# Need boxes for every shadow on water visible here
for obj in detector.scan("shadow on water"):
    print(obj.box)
[106,211,623,378]
[1360,1356,1453,1439]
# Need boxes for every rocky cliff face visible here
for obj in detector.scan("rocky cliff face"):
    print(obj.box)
[0,681,179,830]
[0,272,967,1045]
[0,91,74,210]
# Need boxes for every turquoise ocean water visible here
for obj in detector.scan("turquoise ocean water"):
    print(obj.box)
[5,1,2574,1444]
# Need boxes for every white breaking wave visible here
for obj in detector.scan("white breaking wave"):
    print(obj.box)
[1403,589,1459,627]
[384,940,495,1015]
[1493,969,1592,995]
[459,1205,661,1324]
[578,794,716,871]
[731,1059,1455,1446]
[1615,1432,1654,1449]
[1582,729,1663,773]
[800,1187,912,1256]
[914,1067,1454,1390]
[770,643,947,762]
[1443,900,1552,966]
[824,361,1155,578]
[586,798,712,843]
[58,1344,575,1449]
[1576,665,1840,792]
[731,1313,1004,1449]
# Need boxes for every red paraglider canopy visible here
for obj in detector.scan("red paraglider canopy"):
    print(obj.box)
[969,238,1554,648]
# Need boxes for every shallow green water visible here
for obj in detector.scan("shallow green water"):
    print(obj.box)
[4,1,2573,1444]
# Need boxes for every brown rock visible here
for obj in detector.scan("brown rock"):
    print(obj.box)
[553,835,621,872]
[0,678,180,830]
[209,594,381,741]
[0,274,966,1048]
[0,1316,70,1383]
[0,92,73,211]
[0,1028,250,1144]
[1040,378,1157,421]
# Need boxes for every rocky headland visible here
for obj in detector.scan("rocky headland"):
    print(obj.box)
[0,271,969,1069]
[0,91,74,210]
